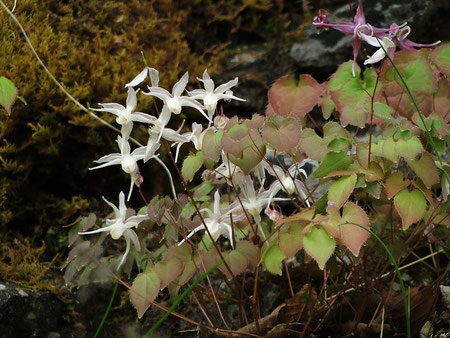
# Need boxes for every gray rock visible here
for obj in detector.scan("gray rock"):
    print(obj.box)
[0,281,63,338]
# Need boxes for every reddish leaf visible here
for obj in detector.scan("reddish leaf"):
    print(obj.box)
[340,202,370,257]
[154,257,183,290]
[262,118,301,152]
[236,240,260,270]
[268,74,323,117]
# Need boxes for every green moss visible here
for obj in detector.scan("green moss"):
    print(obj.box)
[0,236,60,291]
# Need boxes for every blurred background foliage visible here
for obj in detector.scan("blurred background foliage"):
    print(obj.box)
[0,0,309,270]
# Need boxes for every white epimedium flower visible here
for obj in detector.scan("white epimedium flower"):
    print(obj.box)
[90,136,148,200]
[171,122,207,163]
[228,175,289,239]
[359,32,396,65]
[144,116,189,162]
[266,162,311,207]
[188,69,246,121]
[178,190,244,247]
[91,87,155,139]
[125,67,159,88]
[78,191,148,270]
[144,72,210,124]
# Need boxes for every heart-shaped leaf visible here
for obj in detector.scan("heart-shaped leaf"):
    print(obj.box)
[219,250,248,279]
[385,172,410,199]
[430,43,450,78]
[268,74,323,117]
[279,222,303,258]
[236,240,260,270]
[262,244,287,275]
[394,57,438,95]
[312,151,353,178]
[329,62,379,127]
[303,227,335,270]
[299,128,328,161]
[130,269,160,318]
[228,143,265,175]
[262,118,301,152]
[406,152,440,188]
[202,129,223,164]
[154,257,183,290]
[340,202,370,257]
[328,173,357,209]
[182,151,204,182]
[395,137,423,160]
[394,189,427,230]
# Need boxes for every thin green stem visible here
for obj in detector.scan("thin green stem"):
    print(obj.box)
[342,221,410,338]
[143,262,221,337]
[94,281,119,338]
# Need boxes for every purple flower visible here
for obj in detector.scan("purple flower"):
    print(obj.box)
[387,23,441,51]
[313,1,395,76]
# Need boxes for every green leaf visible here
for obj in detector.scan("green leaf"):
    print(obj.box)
[395,137,423,160]
[394,189,427,230]
[299,128,328,161]
[0,76,18,116]
[429,43,450,78]
[228,143,265,175]
[312,151,353,178]
[328,173,357,209]
[279,223,303,258]
[329,62,378,127]
[130,269,161,318]
[262,244,287,275]
[181,151,204,182]
[303,227,335,270]
[202,129,223,165]
[406,152,440,188]
[382,137,399,162]
[395,58,437,95]
[373,102,396,124]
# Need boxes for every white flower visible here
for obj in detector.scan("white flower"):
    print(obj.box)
[144,116,189,162]
[172,122,209,162]
[179,190,244,246]
[90,136,148,200]
[228,175,289,239]
[91,87,154,139]
[79,191,148,270]
[266,162,311,207]
[359,33,396,65]
[125,67,160,88]
[189,69,245,120]
[144,72,210,124]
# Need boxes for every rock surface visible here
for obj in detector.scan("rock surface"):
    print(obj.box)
[0,281,65,338]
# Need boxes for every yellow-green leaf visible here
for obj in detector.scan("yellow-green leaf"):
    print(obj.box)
[394,189,427,230]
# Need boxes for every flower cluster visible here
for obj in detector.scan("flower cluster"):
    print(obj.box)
[78,67,315,268]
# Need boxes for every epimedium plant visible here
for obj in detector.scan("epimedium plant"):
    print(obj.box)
[2,0,448,336]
